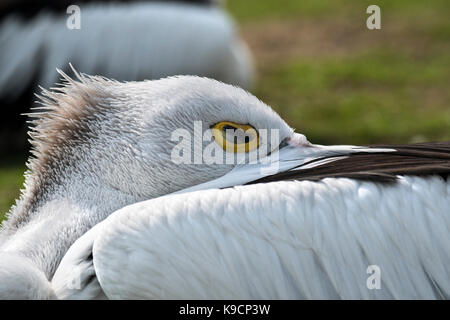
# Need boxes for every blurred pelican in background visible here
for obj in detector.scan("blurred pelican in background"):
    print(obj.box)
[0,0,254,152]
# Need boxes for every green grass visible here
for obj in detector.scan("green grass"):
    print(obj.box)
[255,51,450,144]
[0,159,26,221]
[227,0,347,21]
[1,0,449,222]
[227,0,450,22]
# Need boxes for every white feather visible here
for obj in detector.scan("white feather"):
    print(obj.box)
[53,175,450,299]
[0,2,254,101]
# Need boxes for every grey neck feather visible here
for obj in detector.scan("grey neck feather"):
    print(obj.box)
[0,151,147,299]
[0,154,144,300]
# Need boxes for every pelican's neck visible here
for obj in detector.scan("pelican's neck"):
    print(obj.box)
[0,170,140,280]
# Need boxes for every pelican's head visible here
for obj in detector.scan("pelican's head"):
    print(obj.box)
[19,72,307,208]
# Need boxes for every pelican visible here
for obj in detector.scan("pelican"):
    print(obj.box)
[0,0,253,151]
[0,71,449,299]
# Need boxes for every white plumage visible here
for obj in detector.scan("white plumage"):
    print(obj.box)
[0,1,254,101]
[53,176,450,299]
[0,73,448,299]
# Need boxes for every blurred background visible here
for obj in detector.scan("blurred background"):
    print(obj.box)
[1,0,449,218]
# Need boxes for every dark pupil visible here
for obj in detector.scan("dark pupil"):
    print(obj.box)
[223,125,235,132]
[223,125,237,144]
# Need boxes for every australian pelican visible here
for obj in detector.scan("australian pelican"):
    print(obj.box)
[0,71,449,299]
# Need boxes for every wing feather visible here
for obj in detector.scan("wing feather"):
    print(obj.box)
[53,175,450,299]
[250,142,450,184]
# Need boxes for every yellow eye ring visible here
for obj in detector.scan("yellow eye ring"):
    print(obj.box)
[211,121,259,153]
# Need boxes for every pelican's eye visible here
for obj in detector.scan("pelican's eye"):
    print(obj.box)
[211,121,259,153]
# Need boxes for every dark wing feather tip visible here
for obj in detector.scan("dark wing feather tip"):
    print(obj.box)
[248,142,450,185]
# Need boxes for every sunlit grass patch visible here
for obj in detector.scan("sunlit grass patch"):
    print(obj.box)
[255,52,450,144]
[227,0,450,23]
[227,0,348,22]
[0,161,26,221]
